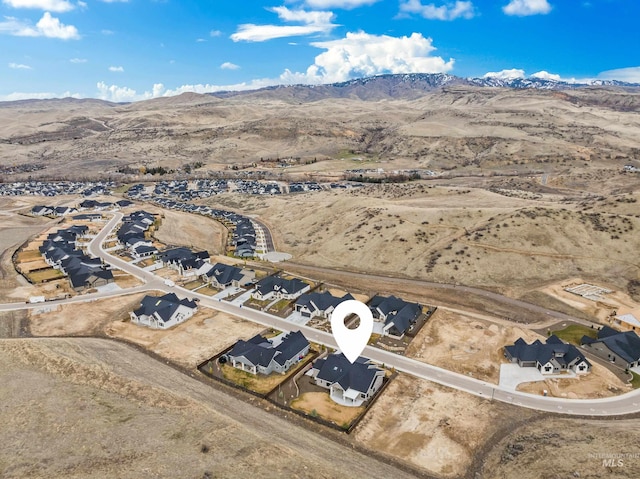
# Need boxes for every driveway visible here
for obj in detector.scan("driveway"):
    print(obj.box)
[499,363,576,391]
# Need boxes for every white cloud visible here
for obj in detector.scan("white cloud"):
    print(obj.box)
[196,38,206,42]
[483,68,525,79]
[531,70,561,81]
[94,31,454,102]
[69,57,87,63]
[304,0,379,9]
[0,90,80,101]
[1,12,80,39]
[9,62,32,69]
[399,0,475,20]
[291,31,454,84]
[108,65,124,72]
[2,0,75,12]
[209,29,221,37]
[503,0,551,16]
[101,29,114,35]
[598,66,640,83]
[220,62,240,70]
[231,6,336,42]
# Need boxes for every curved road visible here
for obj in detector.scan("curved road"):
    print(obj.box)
[3,212,640,416]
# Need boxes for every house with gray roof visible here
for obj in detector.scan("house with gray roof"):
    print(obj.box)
[130,293,198,329]
[368,295,422,339]
[294,291,354,319]
[200,262,255,289]
[581,326,640,369]
[505,335,591,374]
[251,275,311,301]
[311,353,385,407]
[226,331,310,375]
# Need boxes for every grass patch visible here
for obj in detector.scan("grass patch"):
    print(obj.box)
[630,372,640,389]
[184,279,205,290]
[220,355,308,394]
[27,268,65,283]
[551,324,598,345]
[197,286,220,296]
[16,250,42,262]
[270,299,290,311]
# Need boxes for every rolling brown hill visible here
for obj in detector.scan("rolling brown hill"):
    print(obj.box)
[1,78,639,180]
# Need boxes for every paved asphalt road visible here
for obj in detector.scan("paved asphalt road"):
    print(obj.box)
[3,212,640,416]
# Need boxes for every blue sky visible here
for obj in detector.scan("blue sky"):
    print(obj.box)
[1,0,639,101]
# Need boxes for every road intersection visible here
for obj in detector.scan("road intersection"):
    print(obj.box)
[3,211,639,416]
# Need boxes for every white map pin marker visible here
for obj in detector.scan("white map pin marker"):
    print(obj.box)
[330,299,373,364]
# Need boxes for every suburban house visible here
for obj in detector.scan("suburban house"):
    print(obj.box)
[225,331,310,375]
[294,291,355,319]
[53,206,77,217]
[131,243,158,259]
[200,262,255,289]
[251,275,311,301]
[581,326,640,369]
[368,295,422,338]
[504,335,591,374]
[130,293,198,329]
[311,353,385,407]
[31,205,53,216]
[157,247,210,276]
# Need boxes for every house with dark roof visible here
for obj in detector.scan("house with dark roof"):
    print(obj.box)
[226,331,310,375]
[581,326,640,369]
[368,295,422,339]
[251,275,311,301]
[311,353,385,407]
[38,225,113,291]
[130,293,198,329]
[157,247,210,277]
[200,262,255,289]
[294,291,354,319]
[31,205,53,216]
[505,335,591,374]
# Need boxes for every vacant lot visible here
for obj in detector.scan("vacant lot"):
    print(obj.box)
[106,309,264,368]
[154,209,226,254]
[406,308,543,383]
[28,293,147,336]
[355,373,539,478]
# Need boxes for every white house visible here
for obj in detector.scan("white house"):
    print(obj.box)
[130,293,198,329]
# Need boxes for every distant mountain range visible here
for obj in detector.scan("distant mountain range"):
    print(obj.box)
[210,73,640,102]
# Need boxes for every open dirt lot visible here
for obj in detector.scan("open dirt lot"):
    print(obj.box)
[154,209,226,254]
[0,338,418,479]
[355,373,539,478]
[27,294,265,368]
[540,278,640,324]
[406,308,544,383]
